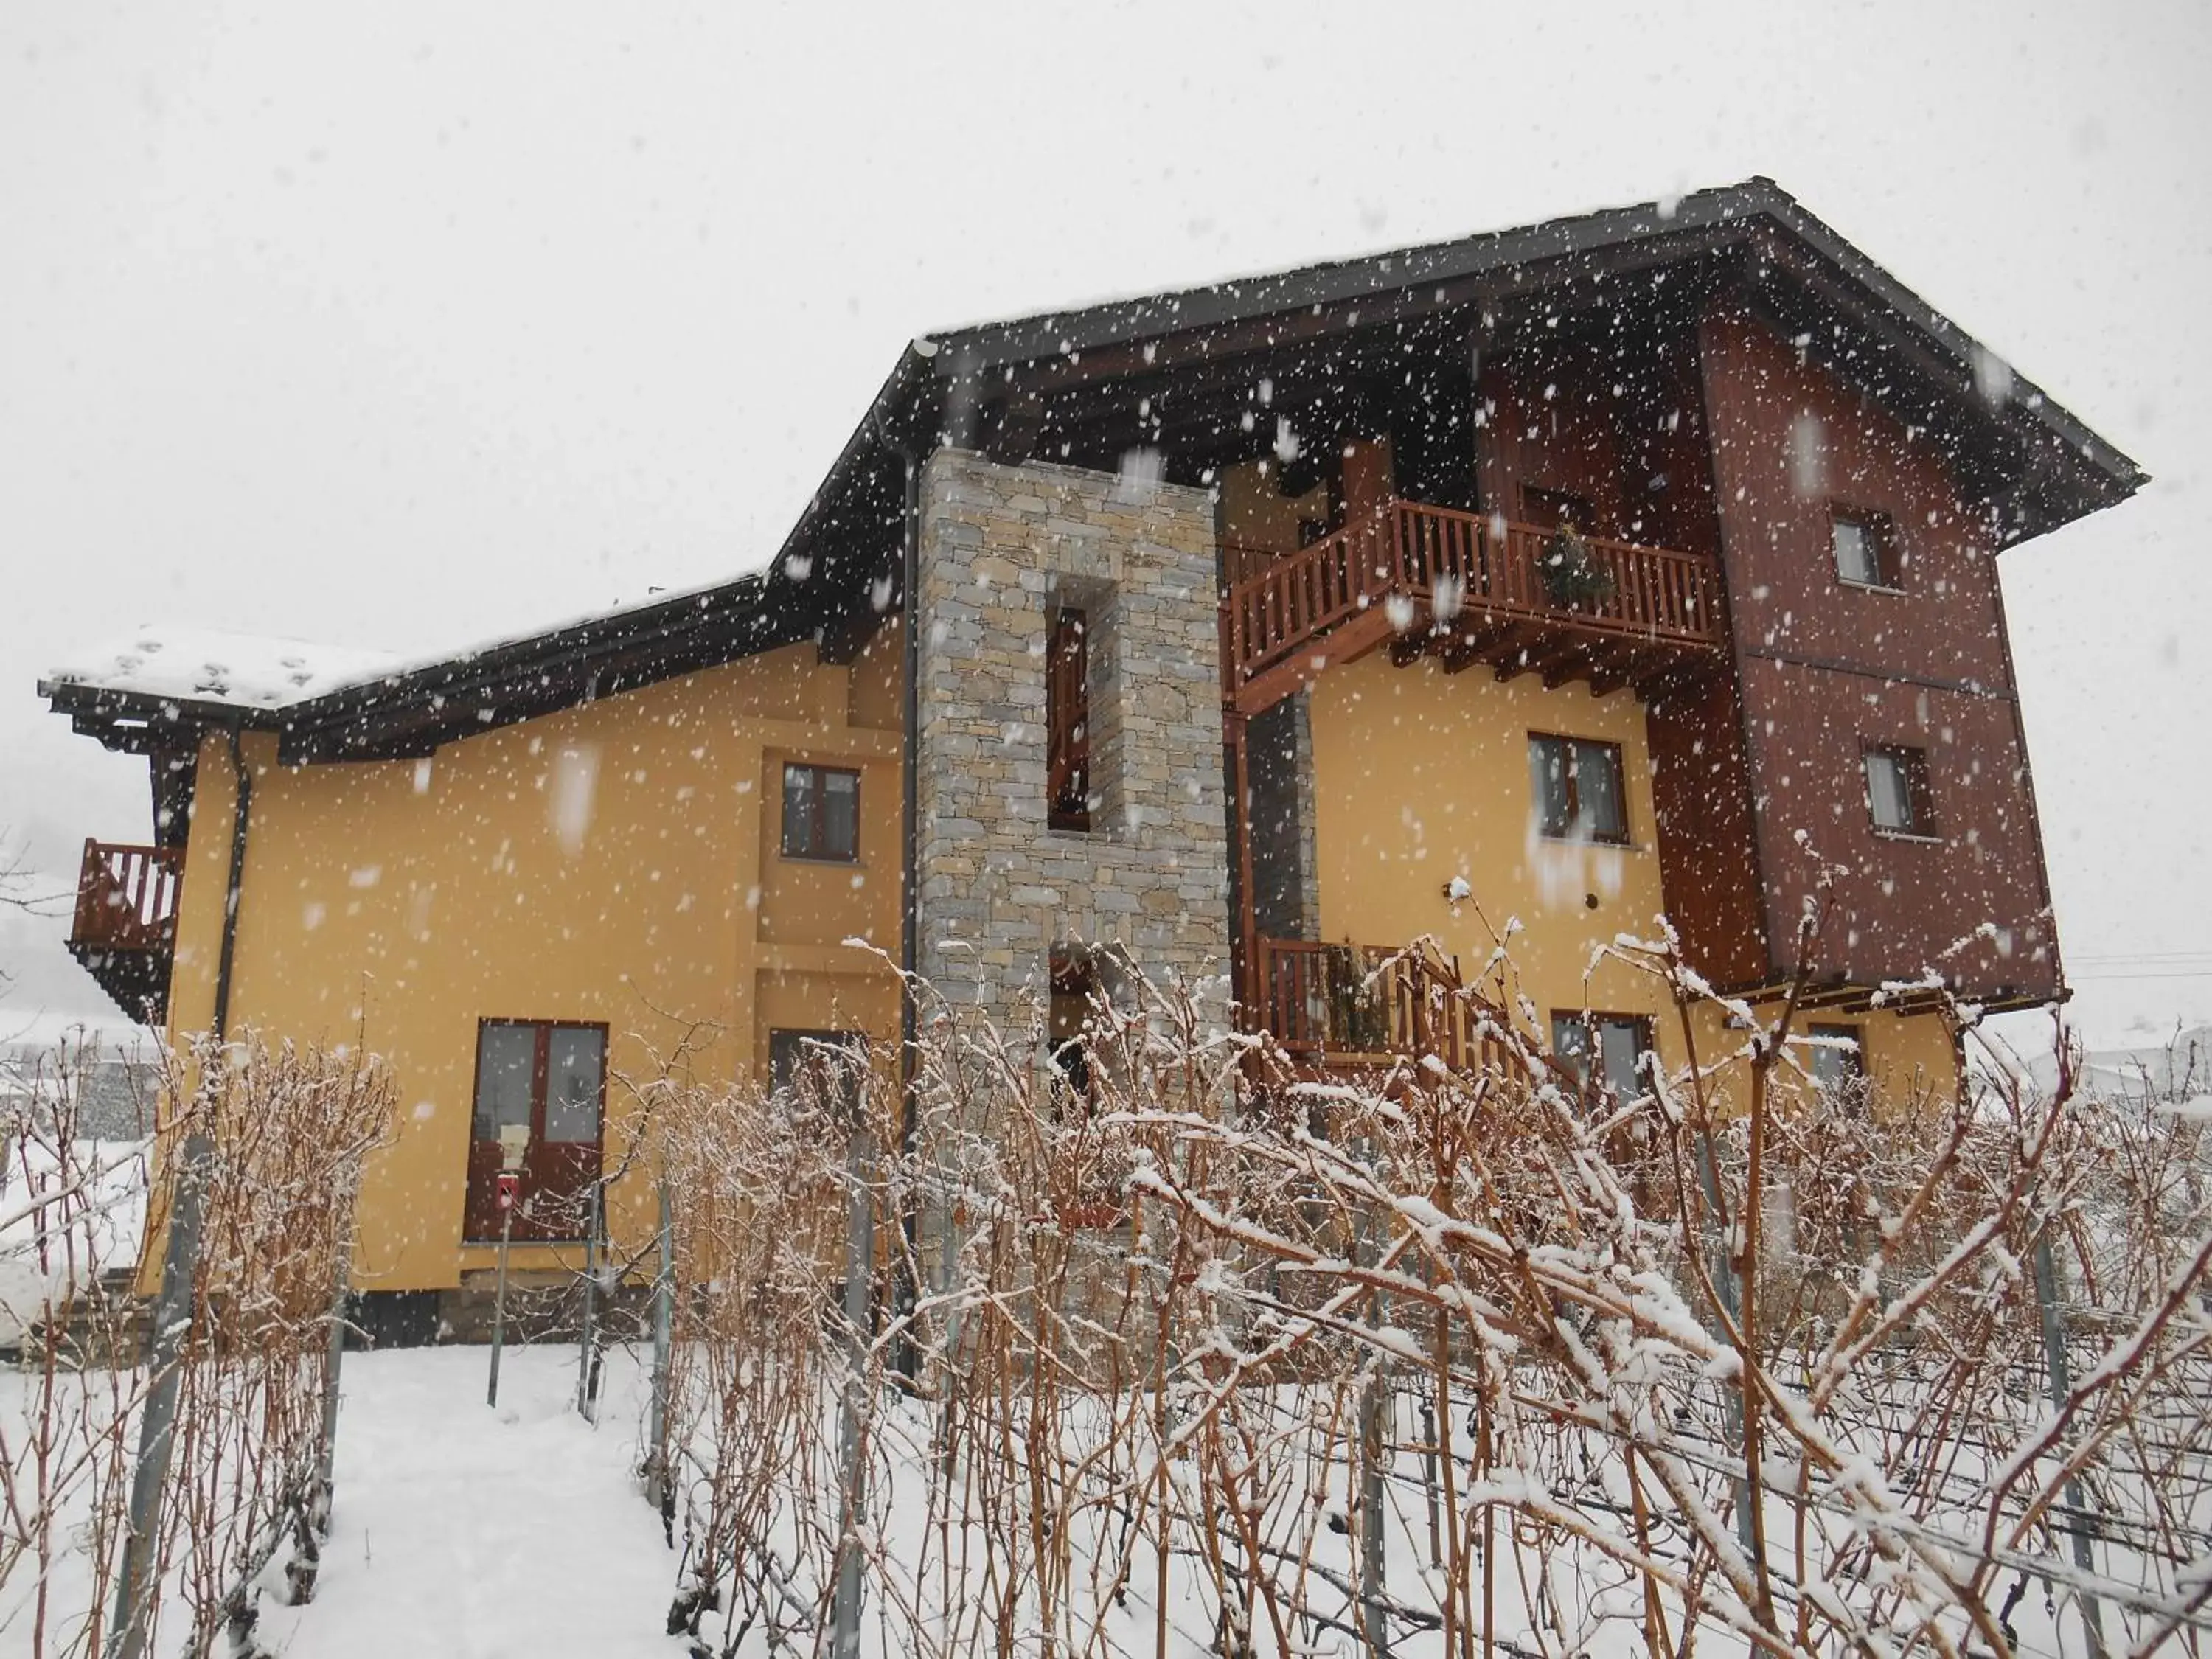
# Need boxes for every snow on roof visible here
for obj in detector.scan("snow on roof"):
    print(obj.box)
[44,563,771,718]
[45,627,406,711]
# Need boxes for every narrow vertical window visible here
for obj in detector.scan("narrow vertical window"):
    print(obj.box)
[1047,606,1091,832]
[470,1023,536,1144]
[1529,735,1573,837]
[1863,744,1934,838]
[1831,508,1898,588]
[543,1026,605,1144]
[1048,951,1097,1115]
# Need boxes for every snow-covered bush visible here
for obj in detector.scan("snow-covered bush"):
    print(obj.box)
[653,1043,855,1651]
[153,1034,392,1657]
[643,935,2212,1659]
[1,1032,390,1659]
[0,1033,150,1658]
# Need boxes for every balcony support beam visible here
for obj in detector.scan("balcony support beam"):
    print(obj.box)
[1538,640,1607,691]
[1439,619,1528,673]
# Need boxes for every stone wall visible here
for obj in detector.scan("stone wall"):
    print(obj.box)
[914,450,1231,1037]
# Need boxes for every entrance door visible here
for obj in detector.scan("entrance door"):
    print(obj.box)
[465,1020,606,1242]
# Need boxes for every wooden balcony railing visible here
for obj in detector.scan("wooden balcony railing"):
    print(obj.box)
[1252,936,1525,1074]
[71,840,183,956]
[1222,498,1725,705]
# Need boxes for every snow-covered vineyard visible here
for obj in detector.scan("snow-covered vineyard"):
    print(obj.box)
[6,954,2211,1659]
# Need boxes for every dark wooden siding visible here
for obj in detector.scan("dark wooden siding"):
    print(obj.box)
[1647,673,1770,989]
[1245,697,1308,939]
[1476,347,1638,535]
[1698,305,2061,1001]
[1479,329,1773,988]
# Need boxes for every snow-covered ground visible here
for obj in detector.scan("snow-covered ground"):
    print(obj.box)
[252,1344,676,1658]
[4,1334,2173,1659]
[0,1345,676,1659]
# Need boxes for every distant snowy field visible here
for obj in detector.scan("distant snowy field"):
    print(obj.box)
[0,1138,146,1348]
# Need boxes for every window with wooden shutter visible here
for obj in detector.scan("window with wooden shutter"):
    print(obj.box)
[1047,606,1091,832]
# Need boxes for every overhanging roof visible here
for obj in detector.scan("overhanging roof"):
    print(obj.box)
[41,568,879,763]
[45,177,2144,764]
[887,178,2140,539]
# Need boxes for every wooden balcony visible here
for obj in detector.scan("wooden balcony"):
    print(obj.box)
[1251,936,1523,1074]
[1222,498,1727,714]
[66,839,183,1026]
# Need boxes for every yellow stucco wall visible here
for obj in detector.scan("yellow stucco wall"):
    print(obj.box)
[143,596,1961,1298]
[160,630,905,1293]
[1305,647,1960,1111]
[1679,999,1963,1121]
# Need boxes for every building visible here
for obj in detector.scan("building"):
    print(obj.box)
[38,181,2143,1310]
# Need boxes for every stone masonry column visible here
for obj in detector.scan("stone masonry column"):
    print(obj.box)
[913,449,1231,1042]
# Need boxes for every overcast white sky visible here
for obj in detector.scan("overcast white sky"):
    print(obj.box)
[3,1,2206,1047]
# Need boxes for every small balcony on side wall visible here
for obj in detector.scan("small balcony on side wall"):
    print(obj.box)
[1222,498,1728,715]
[67,839,183,1026]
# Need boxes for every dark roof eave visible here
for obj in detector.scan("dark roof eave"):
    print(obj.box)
[918,177,2142,512]
[39,680,281,754]
[923,180,1776,362]
[44,568,794,761]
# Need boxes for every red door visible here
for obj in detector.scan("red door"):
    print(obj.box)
[465,1021,605,1242]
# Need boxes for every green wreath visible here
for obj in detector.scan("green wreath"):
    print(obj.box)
[1539,529,1618,610]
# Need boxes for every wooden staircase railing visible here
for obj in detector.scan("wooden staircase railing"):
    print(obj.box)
[1223,498,1725,695]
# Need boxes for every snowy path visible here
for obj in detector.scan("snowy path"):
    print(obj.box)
[257,1344,679,1658]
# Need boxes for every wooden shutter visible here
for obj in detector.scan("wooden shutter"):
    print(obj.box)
[1047,608,1090,832]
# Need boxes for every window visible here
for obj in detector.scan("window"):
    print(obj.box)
[781,763,860,861]
[1551,1013,1652,1102]
[1806,1023,1865,1095]
[769,1029,868,1120]
[465,1020,605,1242]
[1048,952,1097,1113]
[1523,483,1596,532]
[471,1022,535,1144]
[1528,734,1629,844]
[1863,744,1935,838]
[1831,509,1899,590]
[1047,607,1091,832]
